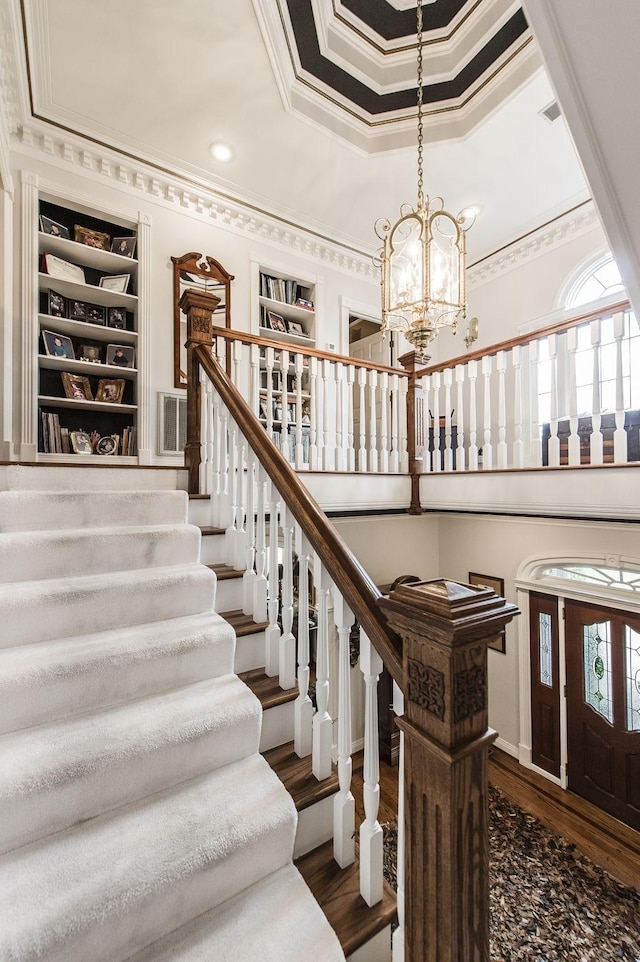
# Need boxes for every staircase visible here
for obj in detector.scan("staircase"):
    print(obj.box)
[0,466,394,961]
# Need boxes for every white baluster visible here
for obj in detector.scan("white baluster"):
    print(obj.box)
[359,630,383,907]
[613,311,628,463]
[225,424,238,564]
[211,389,223,527]
[234,436,247,571]
[399,374,409,474]
[512,347,524,468]
[278,504,296,690]
[217,404,231,529]
[346,364,356,471]
[232,337,242,391]
[455,363,466,471]
[333,589,355,868]
[249,342,260,417]
[294,351,305,470]
[358,366,367,471]
[378,371,389,473]
[496,350,508,468]
[334,360,344,471]
[527,340,542,466]
[309,356,319,470]
[566,328,581,466]
[264,481,281,677]
[294,526,313,758]
[368,369,378,473]
[322,359,333,471]
[280,349,291,463]
[547,335,560,467]
[390,372,400,473]
[481,354,493,469]
[468,360,479,470]
[431,371,441,472]
[392,682,405,962]
[242,450,256,615]
[199,368,209,495]
[265,345,275,440]
[253,464,268,623]
[312,558,332,781]
[422,374,432,472]
[590,319,603,464]
[443,368,453,471]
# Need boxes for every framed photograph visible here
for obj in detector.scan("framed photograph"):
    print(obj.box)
[468,572,507,653]
[74,225,110,251]
[69,300,87,321]
[96,378,125,404]
[259,399,269,420]
[286,320,304,336]
[79,344,102,364]
[61,372,93,401]
[43,253,86,285]
[42,330,75,360]
[48,290,66,318]
[267,311,286,333]
[39,216,70,240]
[294,297,314,311]
[107,306,126,329]
[70,430,93,455]
[106,344,135,368]
[86,304,106,326]
[99,274,129,294]
[96,435,118,456]
[111,236,137,258]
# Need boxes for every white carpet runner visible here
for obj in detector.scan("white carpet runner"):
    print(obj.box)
[0,484,344,962]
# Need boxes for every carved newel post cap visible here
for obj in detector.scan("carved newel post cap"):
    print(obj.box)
[180,289,221,346]
[398,350,430,372]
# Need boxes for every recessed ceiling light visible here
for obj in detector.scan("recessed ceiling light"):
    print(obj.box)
[210,142,234,163]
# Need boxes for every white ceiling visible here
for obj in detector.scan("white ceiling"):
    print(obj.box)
[13,0,590,262]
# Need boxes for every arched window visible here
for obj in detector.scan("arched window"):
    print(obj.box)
[565,254,625,309]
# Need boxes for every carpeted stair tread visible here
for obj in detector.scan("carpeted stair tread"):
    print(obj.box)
[0,489,188,532]
[125,863,345,962]
[207,563,243,580]
[0,523,201,583]
[239,668,298,709]
[0,563,217,648]
[296,840,397,958]
[0,754,297,962]
[0,611,236,734]
[263,741,339,812]
[0,674,261,854]
[221,608,269,636]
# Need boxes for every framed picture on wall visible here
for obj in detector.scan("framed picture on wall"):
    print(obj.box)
[468,572,507,653]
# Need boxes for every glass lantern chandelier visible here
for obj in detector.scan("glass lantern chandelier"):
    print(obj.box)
[374,0,476,360]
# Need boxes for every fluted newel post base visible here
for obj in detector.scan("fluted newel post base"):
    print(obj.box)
[379,579,519,962]
[181,289,221,495]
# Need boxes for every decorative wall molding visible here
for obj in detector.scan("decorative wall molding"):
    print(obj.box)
[12,122,379,280]
[467,200,598,288]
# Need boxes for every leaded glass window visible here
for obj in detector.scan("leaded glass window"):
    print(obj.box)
[583,621,613,723]
[543,564,640,595]
[539,612,553,687]
[625,626,640,732]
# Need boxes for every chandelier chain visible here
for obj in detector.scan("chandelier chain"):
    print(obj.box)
[416,0,424,209]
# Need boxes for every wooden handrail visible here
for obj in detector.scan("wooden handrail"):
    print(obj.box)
[417,297,631,377]
[195,341,404,685]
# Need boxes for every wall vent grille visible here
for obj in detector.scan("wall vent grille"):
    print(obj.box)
[540,101,561,123]
[158,392,187,455]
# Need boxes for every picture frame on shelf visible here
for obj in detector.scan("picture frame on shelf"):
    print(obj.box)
[74,225,110,251]
[96,378,125,404]
[107,307,126,329]
[86,304,106,325]
[468,572,507,653]
[294,297,314,311]
[267,311,286,333]
[42,253,85,285]
[70,430,94,455]
[48,290,66,318]
[69,300,87,321]
[286,320,305,336]
[42,330,75,360]
[259,399,269,420]
[39,215,70,240]
[111,236,136,258]
[99,274,129,294]
[79,344,102,364]
[106,344,135,369]
[61,372,93,401]
[96,435,118,456]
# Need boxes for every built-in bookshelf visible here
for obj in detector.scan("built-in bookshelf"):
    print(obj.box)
[36,197,139,460]
[258,347,311,466]
[257,266,316,346]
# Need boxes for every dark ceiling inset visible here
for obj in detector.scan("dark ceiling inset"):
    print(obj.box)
[339,0,470,39]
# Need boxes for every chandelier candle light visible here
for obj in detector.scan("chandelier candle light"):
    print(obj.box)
[374,0,476,360]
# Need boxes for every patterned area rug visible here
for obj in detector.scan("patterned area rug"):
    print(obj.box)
[381,786,640,961]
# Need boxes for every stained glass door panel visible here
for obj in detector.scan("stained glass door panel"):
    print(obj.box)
[529,592,560,776]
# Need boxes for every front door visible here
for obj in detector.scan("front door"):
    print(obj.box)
[565,598,640,829]
[529,592,560,777]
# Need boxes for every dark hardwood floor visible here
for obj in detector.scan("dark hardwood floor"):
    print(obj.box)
[351,746,640,893]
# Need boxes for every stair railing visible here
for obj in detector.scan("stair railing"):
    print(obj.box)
[182,289,519,962]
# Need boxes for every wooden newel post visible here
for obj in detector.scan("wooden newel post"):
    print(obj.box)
[180,289,220,495]
[399,351,427,515]
[378,579,519,962]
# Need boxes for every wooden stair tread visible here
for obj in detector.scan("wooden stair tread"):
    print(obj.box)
[208,563,243,580]
[238,668,297,709]
[220,609,269,636]
[199,525,225,536]
[296,840,397,957]
[189,493,210,500]
[263,741,338,811]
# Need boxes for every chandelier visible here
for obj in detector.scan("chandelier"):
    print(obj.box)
[374,0,476,360]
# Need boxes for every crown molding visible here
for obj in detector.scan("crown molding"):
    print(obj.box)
[13,121,378,279]
[467,199,598,287]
